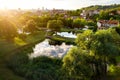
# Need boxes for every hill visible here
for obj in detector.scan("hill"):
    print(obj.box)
[81,4,120,11]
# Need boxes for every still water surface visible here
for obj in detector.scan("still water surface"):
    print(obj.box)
[29,32,76,58]
[57,32,77,38]
[29,39,73,58]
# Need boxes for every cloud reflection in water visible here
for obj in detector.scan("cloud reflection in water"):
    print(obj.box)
[29,39,73,58]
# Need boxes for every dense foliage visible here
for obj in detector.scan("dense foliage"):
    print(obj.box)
[75,29,120,80]
[81,4,120,11]
[23,20,38,33]
[0,17,17,41]
[7,28,120,80]
[47,20,63,32]
[8,49,63,80]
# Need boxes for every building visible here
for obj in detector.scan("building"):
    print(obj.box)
[97,20,119,30]
[80,10,100,19]
[117,10,120,15]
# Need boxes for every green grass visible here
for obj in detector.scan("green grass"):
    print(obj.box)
[14,37,27,46]
[51,35,76,45]
[0,30,46,80]
[25,31,46,43]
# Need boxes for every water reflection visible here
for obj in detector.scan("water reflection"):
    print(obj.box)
[29,39,73,58]
[49,39,62,45]
[57,32,77,38]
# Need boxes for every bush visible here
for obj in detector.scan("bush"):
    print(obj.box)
[8,49,63,80]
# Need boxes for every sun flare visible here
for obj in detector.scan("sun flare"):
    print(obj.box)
[0,0,120,10]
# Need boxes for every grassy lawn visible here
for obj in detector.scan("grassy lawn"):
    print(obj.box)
[0,31,46,80]
[25,31,46,43]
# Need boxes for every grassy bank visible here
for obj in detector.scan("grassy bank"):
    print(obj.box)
[50,35,76,45]
[0,31,46,80]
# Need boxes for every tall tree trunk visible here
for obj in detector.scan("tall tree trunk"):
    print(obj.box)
[102,56,107,80]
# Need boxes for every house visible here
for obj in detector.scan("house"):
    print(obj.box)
[80,10,100,19]
[71,16,80,19]
[117,10,120,15]
[97,20,119,30]
[80,10,87,19]
[88,10,100,16]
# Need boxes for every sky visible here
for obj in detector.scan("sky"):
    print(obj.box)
[0,0,120,10]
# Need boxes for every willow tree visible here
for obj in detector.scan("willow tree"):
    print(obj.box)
[76,30,120,80]
[63,47,93,80]
[63,30,120,80]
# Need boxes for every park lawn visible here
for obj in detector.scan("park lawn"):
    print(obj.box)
[0,30,46,80]
[25,31,46,43]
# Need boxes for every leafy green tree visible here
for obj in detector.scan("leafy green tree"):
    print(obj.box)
[87,21,96,26]
[67,10,81,16]
[19,12,34,25]
[89,14,99,21]
[99,10,110,20]
[108,28,120,46]
[23,20,37,33]
[76,30,120,80]
[87,21,97,32]
[0,18,17,41]
[63,47,93,80]
[73,18,86,29]
[114,25,120,35]
[65,18,73,28]
[33,15,52,28]
[47,20,63,33]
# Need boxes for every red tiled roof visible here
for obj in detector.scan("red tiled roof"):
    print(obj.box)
[98,20,119,25]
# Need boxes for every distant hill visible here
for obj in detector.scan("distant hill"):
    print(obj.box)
[81,4,120,11]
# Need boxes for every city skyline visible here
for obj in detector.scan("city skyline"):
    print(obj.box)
[0,0,120,10]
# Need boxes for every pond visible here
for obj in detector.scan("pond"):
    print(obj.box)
[29,39,73,58]
[56,32,77,38]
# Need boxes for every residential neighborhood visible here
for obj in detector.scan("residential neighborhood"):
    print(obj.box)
[97,20,119,30]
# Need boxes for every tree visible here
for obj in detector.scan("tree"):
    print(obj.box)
[47,20,63,33]
[108,28,120,46]
[115,25,120,35]
[0,18,17,41]
[87,21,96,26]
[63,47,93,80]
[23,20,37,33]
[19,12,34,25]
[76,30,120,80]
[86,21,97,32]
[73,18,86,29]
[98,10,110,20]
[89,14,99,21]
[65,18,73,28]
